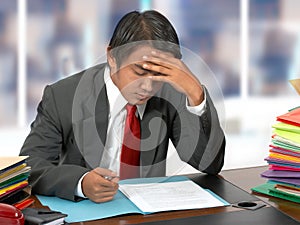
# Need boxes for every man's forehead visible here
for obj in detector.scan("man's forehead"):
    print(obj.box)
[122,45,172,66]
[126,45,154,61]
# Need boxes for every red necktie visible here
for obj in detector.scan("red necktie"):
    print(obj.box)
[120,104,141,179]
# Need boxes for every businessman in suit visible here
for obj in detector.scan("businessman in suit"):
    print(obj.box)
[20,10,225,203]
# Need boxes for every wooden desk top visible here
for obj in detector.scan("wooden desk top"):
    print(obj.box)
[32,166,300,224]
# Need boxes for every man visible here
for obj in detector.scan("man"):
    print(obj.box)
[20,10,225,203]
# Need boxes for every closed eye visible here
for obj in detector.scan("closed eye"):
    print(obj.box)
[134,70,148,76]
[133,64,149,76]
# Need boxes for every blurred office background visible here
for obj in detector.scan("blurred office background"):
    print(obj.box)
[0,0,299,174]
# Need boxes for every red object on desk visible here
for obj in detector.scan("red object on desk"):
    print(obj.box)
[0,203,24,225]
[14,198,35,210]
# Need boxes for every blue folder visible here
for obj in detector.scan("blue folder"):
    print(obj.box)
[37,176,229,223]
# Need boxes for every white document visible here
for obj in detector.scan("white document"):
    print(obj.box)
[119,180,227,213]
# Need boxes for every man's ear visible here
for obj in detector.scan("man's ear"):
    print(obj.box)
[107,47,117,73]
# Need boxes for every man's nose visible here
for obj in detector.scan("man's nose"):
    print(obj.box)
[140,77,153,93]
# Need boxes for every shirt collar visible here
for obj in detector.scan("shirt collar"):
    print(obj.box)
[104,66,146,119]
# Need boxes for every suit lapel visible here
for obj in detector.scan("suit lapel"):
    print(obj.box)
[73,65,109,169]
[140,106,166,177]
[94,86,109,148]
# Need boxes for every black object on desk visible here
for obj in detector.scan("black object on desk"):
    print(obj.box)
[133,207,300,225]
[189,174,259,203]
[22,208,67,225]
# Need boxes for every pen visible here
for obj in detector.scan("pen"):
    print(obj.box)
[38,210,62,214]
[103,175,120,181]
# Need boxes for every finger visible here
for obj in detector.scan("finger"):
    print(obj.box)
[111,177,120,183]
[142,55,186,75]
[92,195,115,203]
[94,187,119,196]
[145,57,201,87]
[142,56,172,70]
[151,49,175,59]
[90,170,119,188]
[148,75,168,83]
[142,63,170,76]
[97,176,119,189]
[93,168,119,182]
[94,167,118,178]
[145,52,196,78]
[90,189,118,203]
[99,182,119,192]
[91,179,119,193]
[149,50,178,64]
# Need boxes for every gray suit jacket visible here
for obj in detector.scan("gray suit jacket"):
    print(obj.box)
[20,63,225,201]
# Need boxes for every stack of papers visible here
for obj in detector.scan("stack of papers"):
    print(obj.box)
[0,156,31,205]
[252,107,300,203]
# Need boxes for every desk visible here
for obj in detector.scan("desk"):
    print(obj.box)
[32,166,300,224]
[221,166,300,222]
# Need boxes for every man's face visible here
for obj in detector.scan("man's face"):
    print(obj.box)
[108,45,164,105]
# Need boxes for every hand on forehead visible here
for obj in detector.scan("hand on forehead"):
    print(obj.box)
[123,45,174,67]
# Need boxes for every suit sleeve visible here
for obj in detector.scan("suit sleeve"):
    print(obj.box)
[20,85,89,201]
[171,87,225,175]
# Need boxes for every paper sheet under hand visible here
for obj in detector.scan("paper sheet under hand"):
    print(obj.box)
[119,180,228,213]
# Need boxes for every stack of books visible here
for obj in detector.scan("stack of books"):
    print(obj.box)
[0,156,31,207]
[252,107,300,203]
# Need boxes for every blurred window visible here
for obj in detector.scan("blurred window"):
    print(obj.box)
[249,0,300,96]
[154,0,240,97]
[0,1,17,126]
[26,0,140,123]
[1,0,299,127]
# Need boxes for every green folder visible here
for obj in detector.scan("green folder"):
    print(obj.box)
[273,122,300,134]
[251,182,300,204]
[272,140,300,152]
[273,129,300,145]
[0,173,30,189]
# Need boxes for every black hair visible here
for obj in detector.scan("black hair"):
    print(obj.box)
[108,10,182,66]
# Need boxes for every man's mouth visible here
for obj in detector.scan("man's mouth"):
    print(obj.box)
[137,93,150,100]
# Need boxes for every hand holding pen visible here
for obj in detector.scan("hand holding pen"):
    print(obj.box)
[82,168,119,203]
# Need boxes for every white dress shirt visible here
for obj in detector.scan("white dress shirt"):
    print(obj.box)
[98,67,147,175]
[75,66,207,197]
